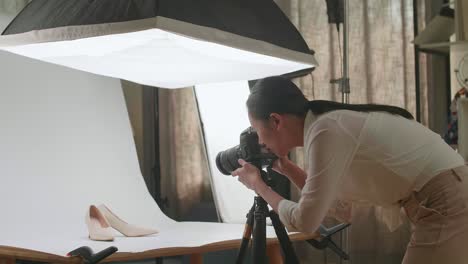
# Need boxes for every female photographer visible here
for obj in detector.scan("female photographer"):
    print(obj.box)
[232,76,468,263]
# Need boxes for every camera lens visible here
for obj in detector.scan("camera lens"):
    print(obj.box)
[215,145,241,175]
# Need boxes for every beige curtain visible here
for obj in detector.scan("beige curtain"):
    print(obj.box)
[277,0,427,117]
[158,88,211,220]
[275,0,431,263]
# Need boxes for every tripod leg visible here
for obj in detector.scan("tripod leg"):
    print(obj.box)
[236,204,255,264]
[252,206,267,264]
[269,211,300,264]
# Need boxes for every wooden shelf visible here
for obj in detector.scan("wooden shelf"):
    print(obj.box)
[417,41,468,54]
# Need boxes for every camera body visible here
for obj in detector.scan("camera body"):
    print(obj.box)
[216,127,277,175]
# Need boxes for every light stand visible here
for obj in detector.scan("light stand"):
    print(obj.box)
[329,0,350,104]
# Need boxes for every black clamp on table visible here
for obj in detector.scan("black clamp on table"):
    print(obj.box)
[307,223,351,260]
[67,246,118,264]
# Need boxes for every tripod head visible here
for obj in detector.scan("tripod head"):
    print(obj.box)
[254,162,276,188]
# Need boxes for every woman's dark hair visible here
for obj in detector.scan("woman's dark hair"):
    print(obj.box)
[247,76,414,120]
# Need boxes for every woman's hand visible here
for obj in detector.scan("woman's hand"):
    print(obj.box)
[231,159,266,193]
[232,159,284,213]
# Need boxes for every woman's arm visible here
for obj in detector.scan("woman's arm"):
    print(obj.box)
[277,120,357,233]
[257,182,283,212]
[273,156,307,190]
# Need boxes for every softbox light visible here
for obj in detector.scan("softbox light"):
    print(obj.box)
[0,0,317,88]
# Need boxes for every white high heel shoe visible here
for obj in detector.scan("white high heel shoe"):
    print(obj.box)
[97,204,158,237]
[85,205,114,241]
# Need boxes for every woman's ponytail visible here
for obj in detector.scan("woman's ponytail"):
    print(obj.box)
[307,100,414,120]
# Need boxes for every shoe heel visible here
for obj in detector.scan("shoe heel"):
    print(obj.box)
[86,205,114,241]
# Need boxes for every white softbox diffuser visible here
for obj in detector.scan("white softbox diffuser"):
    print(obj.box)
[1,28,314,88]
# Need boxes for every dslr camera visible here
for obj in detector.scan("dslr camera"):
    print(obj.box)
[216,127,277,175]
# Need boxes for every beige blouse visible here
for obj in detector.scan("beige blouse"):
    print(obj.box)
[278,109,465,232]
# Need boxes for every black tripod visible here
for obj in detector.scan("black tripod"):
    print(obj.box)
[235,165,300,264]
[234,163,351,264]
